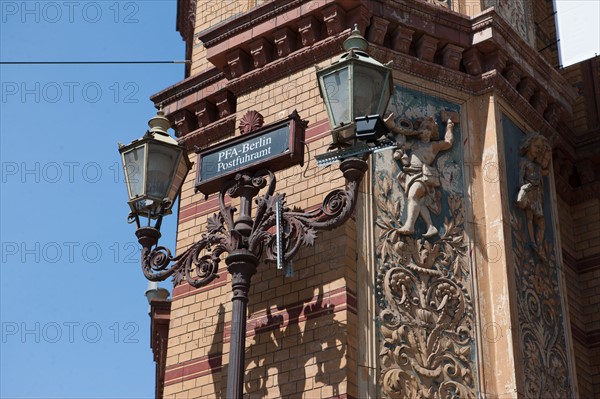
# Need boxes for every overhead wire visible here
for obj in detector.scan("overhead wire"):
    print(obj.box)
[0,60,191,65]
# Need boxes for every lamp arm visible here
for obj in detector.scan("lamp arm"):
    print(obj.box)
[136,226,224,288]
[285,157,368,229]
[251,157,368,264]
[134,157,367,285]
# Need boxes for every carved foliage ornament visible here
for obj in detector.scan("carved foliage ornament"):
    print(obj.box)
[374,109,475,398]
[511,130,571,397]
[510,216,570,398]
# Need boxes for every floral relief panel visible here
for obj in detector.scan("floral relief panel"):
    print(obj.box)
[503,115,573,398]
[374,86,476,398]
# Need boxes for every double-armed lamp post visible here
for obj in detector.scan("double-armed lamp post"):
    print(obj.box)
[119,27,392,399]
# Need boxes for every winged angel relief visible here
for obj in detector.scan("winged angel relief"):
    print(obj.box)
[374,113,475,399]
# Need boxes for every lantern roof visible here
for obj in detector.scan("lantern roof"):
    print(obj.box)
[328,25,391,70]
[343,25,368,52]
[146,109,178,145]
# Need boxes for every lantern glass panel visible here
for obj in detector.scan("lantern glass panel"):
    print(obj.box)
[123,145,146,200]
[168,154,191,203]
[353,64,389,118]
[321,67,350,129]
[147,142,182,200]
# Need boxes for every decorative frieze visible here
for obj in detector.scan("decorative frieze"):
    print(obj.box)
[425,0,449,7]
[391,25,414,54]
[298,15,321,47]
[321,4,346,36]
[215,91,236,118]
[441,43,464,70]
[463,47,483,75]
[504,118,574,397]
[194,100,217,128]
[375,87,475,399]
[250,37,274,68]
[415,34,438,62]
[273,27,297,58]
[368,16,389,46]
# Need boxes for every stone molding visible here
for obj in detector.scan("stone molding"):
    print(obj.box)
[150,298,171,399]
[157,3,585,179]
[176,115,236,151]
[175,0,195,76]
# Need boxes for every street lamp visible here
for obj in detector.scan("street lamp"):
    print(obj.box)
[119,109,192,228]
[316,25,393,144]
[120,27,392,399]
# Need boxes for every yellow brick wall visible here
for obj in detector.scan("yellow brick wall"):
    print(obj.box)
[164,44,363,395]
[162,3,598,396]
[572,199,600,258]
[191,1,261,76]
[562,63,589,134]
[532,0,560,67]
[557,195,600,397]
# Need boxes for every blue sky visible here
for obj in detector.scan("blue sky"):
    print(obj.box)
[1,1,183,397]
[0,1,598,398]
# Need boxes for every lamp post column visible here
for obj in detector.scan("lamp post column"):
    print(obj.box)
[225,249,258,399]
[224,173,262,399]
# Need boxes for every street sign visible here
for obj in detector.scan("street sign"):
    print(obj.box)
[195,111,306,195]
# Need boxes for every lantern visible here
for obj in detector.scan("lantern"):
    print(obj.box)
[316,26,393,144]
[119,110,192,219]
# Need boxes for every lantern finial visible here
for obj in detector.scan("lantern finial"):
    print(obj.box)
[148,108,171,136]
[343,24,368,52]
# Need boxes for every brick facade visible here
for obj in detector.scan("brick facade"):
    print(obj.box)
[145,1,600,397]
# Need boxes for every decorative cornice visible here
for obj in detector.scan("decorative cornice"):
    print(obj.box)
[369,44,560,141]
[150,68,225,108]
[155,2,584,164]
[468,10,576,113]
[176,0,195,43]
[226,34,346,97]
[149,298,171,399]
[198,0,309,48]
[563,251,600,274]
[576,253,600,274]
[177,114,236,151]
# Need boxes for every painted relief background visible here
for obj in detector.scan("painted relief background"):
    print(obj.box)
[374,86,476,398]
[503,115,573,398]
[484,0,529,43]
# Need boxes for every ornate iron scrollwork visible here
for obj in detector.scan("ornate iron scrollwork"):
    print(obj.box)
[134,157,368,288]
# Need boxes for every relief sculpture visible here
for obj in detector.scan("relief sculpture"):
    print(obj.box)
[515,132,552,259]
[384,112,457,238]
[375,109,475,399]
[510,129,572,398]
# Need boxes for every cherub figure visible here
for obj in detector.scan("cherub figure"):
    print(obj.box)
[516,132,551,256]
[384,111,458,238]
